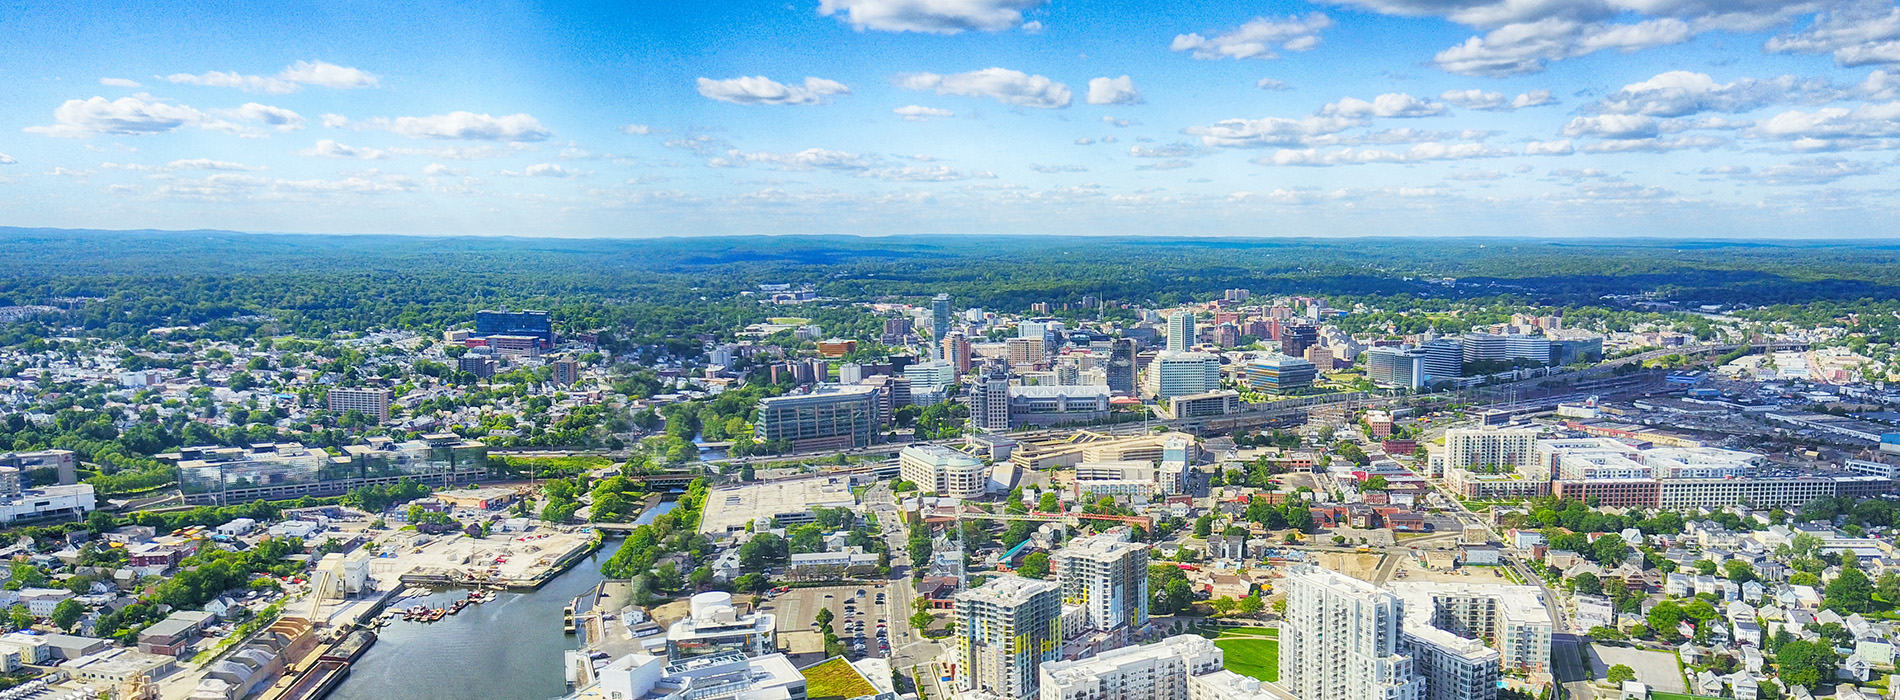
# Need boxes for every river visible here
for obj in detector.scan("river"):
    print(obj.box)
[326,550,609,700]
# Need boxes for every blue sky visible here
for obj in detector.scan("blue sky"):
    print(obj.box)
[4,0,1900,237]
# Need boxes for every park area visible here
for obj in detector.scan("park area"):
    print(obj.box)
[803,657,878,700]
[1212,628,1280,682]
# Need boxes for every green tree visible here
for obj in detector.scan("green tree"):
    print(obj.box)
[1591,534,1629,566]
[7,605,31,631]
[815,607,835,628]
[1019,552,1050,579]
[50,599,83,631]
[1606,664,1636,684]
[1572,572,1603,596]
[1647,600,1683,639]
[911,610,934,631]
[1775,639,1837,688]
[1877,571,1900,603]
[1826,565,1875,614]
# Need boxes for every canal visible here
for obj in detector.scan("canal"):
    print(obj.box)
[327,549,611,700]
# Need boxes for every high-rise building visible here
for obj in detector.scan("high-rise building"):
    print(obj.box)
[899,444,988,499]
[1443,428,1539,474]
[1280,323,1318,359]
[1304,345,1334,372]
[1404,628,1499,700]
[1421,339,1464,381]
[1142,352,1221,400]
[1106,339,1136,396]
[884,316,913,339]
[475,309,553,348]
[971,366,1012,432]
[457,354,498,379]
[1039,635,1223,700]
[1241,354,1316,395]
[752,384,882,450]
[1166,313,1196,353]
[1391,583,1551,675]
[1460,334,1507,365]
[932,294,954,357]
[326,388,392,423]
[1051,531,1149,635]
[903,360,959,405]
[1503,335,1550,365]
[551,359,580,386]
[1365,347,1429,391]
[1008,337,1047,367]
[943,331,973,375]
[1280,564,1424,700]
[955,575,1062,700]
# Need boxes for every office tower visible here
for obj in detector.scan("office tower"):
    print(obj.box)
[1280,565,1424,700]
[326,388,393,423]
[1503,335,1550,365]
[1052,532,1150,634]
[1365,347,1429,391]
[475,309,553,348]
[1142,352,1221,400]
[457,354,498,379]
[971,366,1012,432]
[943,331,973,375]
[1460,334,1507,365]
[1280,322,1318,359]
[899,444,988,500]
[1106,339,1136,396]
[956,575,1062,700]
[1548,336,1604,366]
[932,293,953,356]
[1304,345,1333,372]
[1040,635,1223,700]
[752,384,882,450]
[1166,312,1196,353]
[1421,339,1464,381]
[551,359,580,386]
[1241,354,1317,394]
[904,360,959,405]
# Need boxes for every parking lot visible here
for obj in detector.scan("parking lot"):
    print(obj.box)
[762,583,896,659]
[1591,645,1686,693]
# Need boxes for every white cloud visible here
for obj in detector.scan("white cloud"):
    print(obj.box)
[165,60,378,94]
[1864,70,1900,101]
[1183,115,1362,148]
[1256,78,1292,91]
[1074,137,1096,145]
[1766,6,1900,67]
[1576,135,1725,152]
[166,158,258,171]
[1101,116,1134,127]
[321,113,350,128]
[860,165,995,182]
[1255,142,1511,166]
[696,76,851,105]
[1750,155,1886,184]
[1171,14,1333,60]
[1563,114,1661,139]
[212,102,306,132]
[1751,101,1900,150]
[817,0,1046,34]
[710,148,875,171]
[1030,164,1088,173]
[352,112,552,141]
[387,144,532,160]
[1087,76,1142,105]
[1524,139,1575,155]
[296,139,390,159]
[502,163,588,178]
[99,78,141,88]
[1320,93,1446,118]
[1135,160,1194,170]
[0,153,13,165]
[1440,88,1558,111]
[1432,18,1691,77]
[423,163,465,176]
[25,95,207,138]
[1129,143,1201,158]
[1590,71,1841,117]
[893,105,955,122]
[897,68,1071,108]
[621,124,661,135]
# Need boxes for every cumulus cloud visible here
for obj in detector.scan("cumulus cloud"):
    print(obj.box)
[1030,164,1088,173]
[1087,76,1142,105]
[25,95,208,137]
[621,124,659,135]
[1750,155,1887,184]
[1589,71,1842,117]
[818,0,1046,34]
[696,76,851,105]
[710,148,875,171]
[1563,114,1661,139]
[211,102,306,133]
[165,60,378,94]
[897,68,1071,108]
[501,163,588,177]
[346,112,552,141]
[860,165,995,181]
[1256,78,1292,91]
[1129,143,1202,158]
[1751,101,1900,150]
[1171,14,1333,60]
[1254,142,1512,166]
[1320,93,1446,118]
[1433,18,1691,77]
[423,163,465,176]
[893,105,955,121]
[1524,139,1575,155]
[1766,6,1900,67]
[1183,115,1362,148]
[1440,88,1557,111]
[296,139,390,159]
[166,158,258,171]
[99,78,141,88]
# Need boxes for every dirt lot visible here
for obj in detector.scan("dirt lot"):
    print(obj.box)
[1305,552,1383,582]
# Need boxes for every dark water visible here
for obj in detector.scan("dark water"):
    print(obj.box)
[327,550,607,700]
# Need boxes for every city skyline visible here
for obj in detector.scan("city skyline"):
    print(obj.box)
[5,0,1900,237]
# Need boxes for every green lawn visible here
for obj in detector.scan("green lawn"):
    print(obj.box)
[1217,627,1279,638]
[1213,638,1279,682]
[803,657,877,700]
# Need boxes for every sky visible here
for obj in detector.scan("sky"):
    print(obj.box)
[4,0,1900,238]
